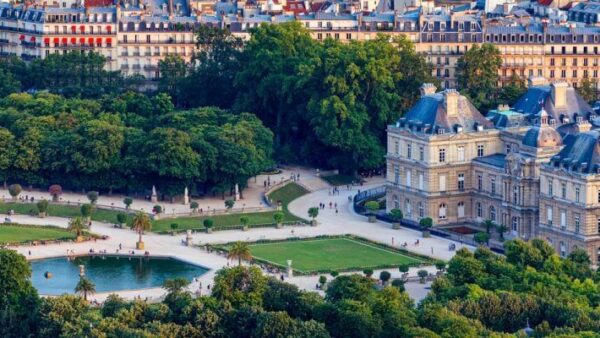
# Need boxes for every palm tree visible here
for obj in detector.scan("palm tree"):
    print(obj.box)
[75,276,96,301]
[227,241,252,266]
[131,212,152,250]
[68,217,88,240]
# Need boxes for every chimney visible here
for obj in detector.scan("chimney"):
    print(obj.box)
[527,76,546,87]
[420,83,437,96]
[443,89,459,117]
[168,0,174,17]
[551,82,568,109]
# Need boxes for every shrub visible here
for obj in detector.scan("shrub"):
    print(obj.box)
[391,279,405,291]
[240,216,249,227]
[123,197,133,209]
[116,213,128,224]
[87,191,99,204]
[273,211,284,224]
[8,184,22,198]
[419,217,433,229]
[190,201,199,211]
[308,207,319,219]
[435,260,446,271]
[399,264,410,273]
[80,204,92,218]
[364,201,380,214]
[363,268,373,277]
[48,184,62,200]
[37,200,49,213]
[330,271,339,278]
[389,208,403,221]
[474,232,490,246]
[153,205,162,214]
[319,275,327,285]
[379,271,391,283]
[170,223,179,231]
[224,199,235,209]
[417,270,429,278]
[203,218,214,229]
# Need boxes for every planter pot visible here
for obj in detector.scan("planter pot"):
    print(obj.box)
[311,220,317,227]
[368,215,376,223]
[276,223,283,229]
[76,236,85,243]
[392,222,400,229]
[120,223,126,229]
[422,230,431,238]
[11,196,17,201]
[136,241,145,250]
[38,212,46,218]
[419,277,426,284]
[206,228,213,234]
[242,226,248,231]
[52,195,59,202]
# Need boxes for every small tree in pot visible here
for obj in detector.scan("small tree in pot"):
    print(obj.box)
[48,184,62,202]
[204,218,214,233]
[389,208,403,229]
[152,205,162,214]
[224,199,235,211]
[37,200,49,218]
[123,197,133,210]
[80,204,93,222]
[170,223,179,235]
[240,216,249,231]
[379,271,391,286]
[496,224,509,241]
[364,201,380,223]
[190,201,199,213]
[308,207,319,226]
[483,219,495,234]
[391,279,405,292]
[417,269,429,284]
[131,212,152,250]
[68,217,88,242]
[8,184,21,201]
[363,268,373,278]
[273,211,284,229]
[474,232,490,246]
[116,213,128,228]
[319,275,327,288]
[86,191,99,205]
[419,217,433,237]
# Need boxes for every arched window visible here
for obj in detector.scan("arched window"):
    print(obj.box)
[489,206,496,222]
[439,203,447,219]
[405,199,412,216]
[418,202,424,217]
[476,202,482,218]
[393,195,399,209]
[457,202,465,218]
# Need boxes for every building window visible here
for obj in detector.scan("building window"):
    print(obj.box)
[393,195,399,209]
[418,202,424,217]
[394,140,399,155]
[489,206,496,222]
[406,169,411,187]
[598,217,600,233]
[560,210,566,229]
[559,242,566,257]
[457,146,465,162]
[405,199,412,216]
[561,182,566,199]
[439,148,446,163]
[439,203,447,219]
[491,178,496,195]
[547,206,553,226]
[439,175,446,192]
[419,146,424,161]
[477,144,485,157]
[548,179,553,196]
[477,174,483,191]
[407,143,412,159]
[512,216,518,232]
[476,202,482,217]
[574,214,580,233]
[575,187,580,203]
[458,202,465,218]
[513,186,518,204]
[418,172,424,190]
[458,173,465,190]
[394,166,400,185]
[506,144,511,154]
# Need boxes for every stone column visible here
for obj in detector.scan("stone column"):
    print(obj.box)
[183,187,189,205]
[151,185,158,203]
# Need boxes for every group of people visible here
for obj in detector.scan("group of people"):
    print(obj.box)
[317,201,339,215]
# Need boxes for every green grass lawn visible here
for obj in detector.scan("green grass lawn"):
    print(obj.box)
[0,202,127,224]
[248,237,427,273]
[153,182,309,232]
[321,174,358,186]
[0,224,75,244]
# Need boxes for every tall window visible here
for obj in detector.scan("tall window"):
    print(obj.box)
[561,182,566,199]
[547,206,553,226]
[476,202,482,217]
[457,202,465,218]
[439,203,447,219]
[394,166,400,185]
[560,210,566,229]
[418,172,424,190]
[407,143,412,159]
[418,202,424,217]
[559,242,566,257]
[512,216,518,232]
[394,140,399,155]
[575,214,580,233]
[393,195,399,209]
[477,174,483,191]
[457,146,465,162]
[477,144,485,157]
[419,146,424,161]
[405,199,412,216]
[458,173,465,190]
[489,206,496,222]
[439,148,446,163]
[439,175,446,192]
[406,170,411,187]
[491,178,496,195]
[575,187,580,203]
[513,186,519,204]
[597,217,600,233]
[548,179,553,196]
[506,144,511,154]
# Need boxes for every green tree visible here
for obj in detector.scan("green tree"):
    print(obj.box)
[123,197,133,209]
[212,266,268,308]
[36,199,49,215]
[308,207,319,220]
[7,183,21,200]
[273,211,284,226]
[456,43,502,110]
[74,276,96,301]
[498,73,527,106]
[379,271,391,284]
[325,274,375,303]
[474,232,490,246]
[496,224,509,241]
[577,77,597,103]
[224,199,235,210]
[227,241,252,266]
[67,217,88,237]
[158,55,188,106]
[240,216,249,230]
[0,128,15,185]
[131,212,152,249]
[483,219,495,234]
[163,277,190,294]
[80,203,92,220]
[86,191,99,204]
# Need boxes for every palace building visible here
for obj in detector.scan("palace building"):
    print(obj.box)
[386,77,600,264]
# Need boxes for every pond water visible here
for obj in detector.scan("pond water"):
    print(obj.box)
[30,255,207,295]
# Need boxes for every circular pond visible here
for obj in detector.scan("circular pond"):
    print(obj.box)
[30,255,207,295]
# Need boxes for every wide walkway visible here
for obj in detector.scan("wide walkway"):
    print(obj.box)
[7,175,464,303]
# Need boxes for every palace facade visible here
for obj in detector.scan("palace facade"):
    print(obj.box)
[386,77,600,264]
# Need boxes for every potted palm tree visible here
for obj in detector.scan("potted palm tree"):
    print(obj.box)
[364,201,379,223]
[308,207,319,226]
[240,216,249,231]
[68,217,88,242]
[273,211,284,229]
[131,212,152,250]
[483,219,495,234]
[8,184,21,201]
[75,276,96,301]
[419,217,433,238]
[496,224,509,241]
[389,208,403,229]
[37,200,49,218]
[204,218,214,233]
[227,241,252,266]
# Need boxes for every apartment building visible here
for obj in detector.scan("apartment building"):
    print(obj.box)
[386,78,600,263]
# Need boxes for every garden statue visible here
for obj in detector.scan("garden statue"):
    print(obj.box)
[151,186,158,203]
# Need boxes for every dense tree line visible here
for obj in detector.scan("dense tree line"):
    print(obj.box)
[159,23,437,174]
[0,92,273,197]
[3,239,600,337]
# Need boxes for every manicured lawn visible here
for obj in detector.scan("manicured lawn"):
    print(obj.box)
[0,202,127,224]
[153,182,309,232]
[248,237,427,273]
[321,174,358,186]
[0,224,75,244]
